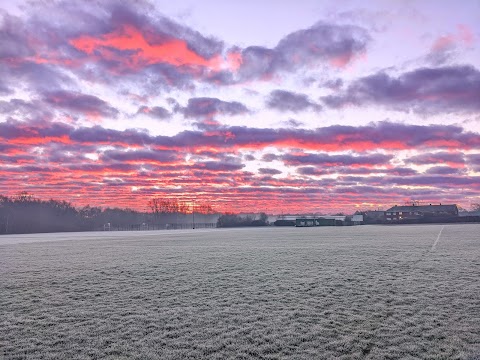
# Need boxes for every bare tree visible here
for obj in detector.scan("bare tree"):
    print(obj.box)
[196,203,215,214]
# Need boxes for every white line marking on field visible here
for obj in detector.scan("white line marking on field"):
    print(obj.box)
[431,225,445,251]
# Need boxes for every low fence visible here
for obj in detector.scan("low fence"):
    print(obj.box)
[103,223,217,231]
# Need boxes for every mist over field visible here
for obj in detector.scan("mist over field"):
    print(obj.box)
[1,225,479,359]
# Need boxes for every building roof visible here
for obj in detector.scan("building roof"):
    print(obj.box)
[386,204,458,213]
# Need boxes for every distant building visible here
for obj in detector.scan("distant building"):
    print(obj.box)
[295,215,359,227]
[385,204,458,222]
[363,211,385,224]
[351,214,364,225]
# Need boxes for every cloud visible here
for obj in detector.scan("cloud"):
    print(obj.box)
[425,166,463,175]
[275,21,370,68]
[282,119,304,128]
[0,99,53,123]
[258,168,282,175]
[137,106,170,120]
[405,152,465,166]
[70,24,222,71]
[2,120,480,152]
[195,160,245,172]
[0,12,32,59]
[0,1,371,95]
[0,82,12,95]
[426,25,475,65]
[0,1,227,93]
[44,91,119,119]
[323,65,480,113]
[235,22,370,82]
[101,149,180,163]
[297,167,328,176]
[282,152,393,167]
[262,153,280,162]
[297,166,418,177]
[467,153,480,165]
[266,90,321,112]
[182,97,249,119]
[384,175,480,187]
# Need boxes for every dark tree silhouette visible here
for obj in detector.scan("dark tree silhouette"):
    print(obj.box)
[216,212,268,228]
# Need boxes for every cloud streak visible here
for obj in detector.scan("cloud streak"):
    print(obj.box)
[323,65,480,113]
[1,1,479,213]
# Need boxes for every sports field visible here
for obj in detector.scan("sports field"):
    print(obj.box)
[1,224,479,359]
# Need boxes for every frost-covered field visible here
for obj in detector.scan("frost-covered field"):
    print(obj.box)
[1,225,479,359]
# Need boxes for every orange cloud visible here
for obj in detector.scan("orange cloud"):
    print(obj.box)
[70,25,222,70]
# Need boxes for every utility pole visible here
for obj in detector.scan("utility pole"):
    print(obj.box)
[192,199,195,229]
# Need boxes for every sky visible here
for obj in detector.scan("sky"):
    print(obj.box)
[1,0,479,214]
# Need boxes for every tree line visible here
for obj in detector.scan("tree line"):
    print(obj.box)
[216,213,269,227]
[0,192,219,234]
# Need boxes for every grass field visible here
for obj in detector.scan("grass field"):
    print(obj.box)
[1,224,479,359]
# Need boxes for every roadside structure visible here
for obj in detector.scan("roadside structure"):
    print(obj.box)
[295,215,363,227]
[385,204,458,222]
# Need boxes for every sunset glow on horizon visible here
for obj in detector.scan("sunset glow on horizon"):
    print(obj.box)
[1,0,479,214]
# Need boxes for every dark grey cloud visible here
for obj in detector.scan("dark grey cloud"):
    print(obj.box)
[258,168,282,175]
[425,166,463,175]
[44,90,119,118]
[137,106,170,120]
[182,97,249,118]
[0,61,74,94]
[0,99,53,123]
[102,149,179,163]
[266,90,321,112]
[67,162,138,172]
[339,174,480,188]
[0,12,32,59]
[0,82,12,95]
[236,22,370,81]
[322,65,480,113]
[387,167,418,176]
[70,125,151,145]
[0,119,72,140]
[385,175,480,187]
[296,166,418,177]
[297,167,328,176]
[282,119,304,128]
[262,153,280,162]
[283,152,393,166]
[466,153,480,165]
[322,78,344,90]
[276,22,369,66]
[195,160,245,172]
[405,152,465,165]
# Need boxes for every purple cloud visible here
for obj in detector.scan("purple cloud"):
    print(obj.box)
[44,91,118,118]
[283,152,393,166]
[258,168,283,175]
[266,90,321,112]
[137,106,171,120]
[182,97,249,118]
[323,65,480,113]
[236,22,370,81]
[101,149,180,163]
[405,151,465,165]
[425,166,463,175]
